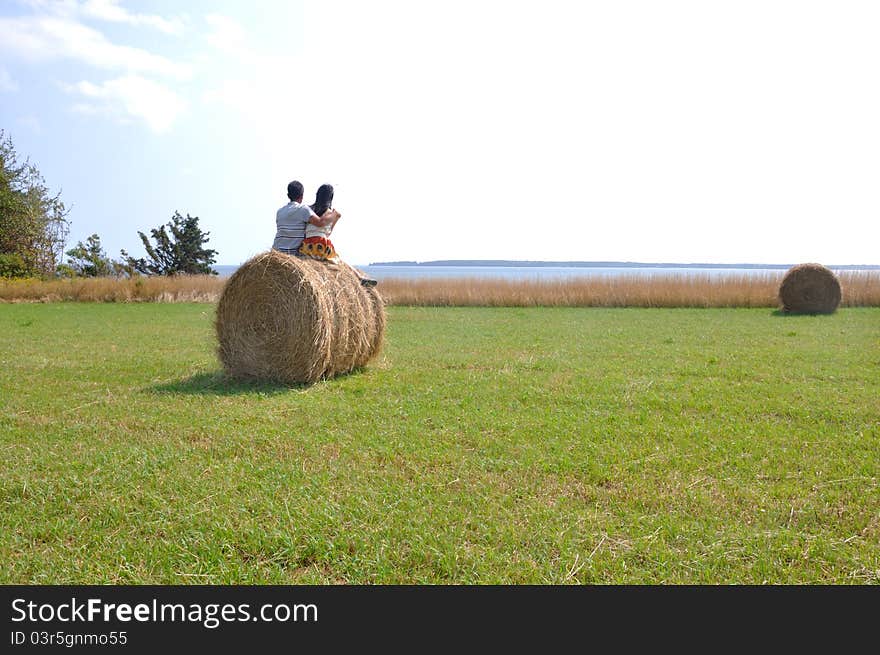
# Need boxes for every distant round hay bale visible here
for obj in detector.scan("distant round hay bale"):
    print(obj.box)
[215,251,385,384]
[778,263,841,314]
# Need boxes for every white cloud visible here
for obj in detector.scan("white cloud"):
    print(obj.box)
[204,13,247,54]
[200,13,301,114]
[63,75,186,133]
[202,78,259,115]
[80,0,185,36]
[18,0,78,15]
[201,15,303,122]
[1,3,193,134]
[19,0,185,34]
[0,68,19,92]
[0,14,191,79]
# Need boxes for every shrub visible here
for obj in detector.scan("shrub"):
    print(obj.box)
[0,253,33,279]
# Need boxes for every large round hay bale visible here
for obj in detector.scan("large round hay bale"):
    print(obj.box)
[778,263,841,314]
[215,251,385,384]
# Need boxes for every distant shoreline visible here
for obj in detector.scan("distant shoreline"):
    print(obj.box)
[365,260,880,270]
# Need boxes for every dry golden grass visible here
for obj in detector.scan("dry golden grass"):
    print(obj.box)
[1,271,878,307]
[379,271,880,308]
[837,271,880,306]
[0,275,224,303]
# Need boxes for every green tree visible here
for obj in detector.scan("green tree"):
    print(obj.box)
[0,253,31,278]
[0,130,70,277]
[122,211,218,275]
[65,233,118,277]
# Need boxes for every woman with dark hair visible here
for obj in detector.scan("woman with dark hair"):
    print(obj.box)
[310,183,335,220]
[299,184,377,287]
[299,184,340,260]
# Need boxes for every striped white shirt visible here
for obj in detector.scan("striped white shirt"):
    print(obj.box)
[272,201,317,254]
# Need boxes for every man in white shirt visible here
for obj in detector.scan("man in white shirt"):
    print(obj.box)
[272,180,338,254]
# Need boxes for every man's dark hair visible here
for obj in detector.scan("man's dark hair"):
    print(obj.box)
[287,180,304,202]
[310,184,334,218]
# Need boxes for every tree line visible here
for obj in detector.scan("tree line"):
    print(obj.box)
[0,130,217,279]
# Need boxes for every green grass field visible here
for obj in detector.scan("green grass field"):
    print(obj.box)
[1,303,878,583]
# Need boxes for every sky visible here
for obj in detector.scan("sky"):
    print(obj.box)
[1,0,878,266]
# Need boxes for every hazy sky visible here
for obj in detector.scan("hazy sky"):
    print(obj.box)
[1,0,878,265]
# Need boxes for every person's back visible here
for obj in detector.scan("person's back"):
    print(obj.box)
[304,216,333,240]
[272,181,315,254]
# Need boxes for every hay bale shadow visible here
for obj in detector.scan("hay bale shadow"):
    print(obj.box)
[148,368,370,396]
[770,309,838,318]
[148,371,303,396]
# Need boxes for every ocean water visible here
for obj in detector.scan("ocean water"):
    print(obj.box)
[214,263,874,281]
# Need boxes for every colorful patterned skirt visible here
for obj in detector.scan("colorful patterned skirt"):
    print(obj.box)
[298,236,338,260]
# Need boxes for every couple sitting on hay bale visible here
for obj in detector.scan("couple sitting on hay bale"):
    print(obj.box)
[272,180,377,288]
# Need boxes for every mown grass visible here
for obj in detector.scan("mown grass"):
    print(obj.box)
[1,303,878,583]
[2,270,879,307]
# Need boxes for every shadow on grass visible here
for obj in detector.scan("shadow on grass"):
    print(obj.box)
[148,371,306,396]
[148,367,368,396]
[771,309,835,317]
